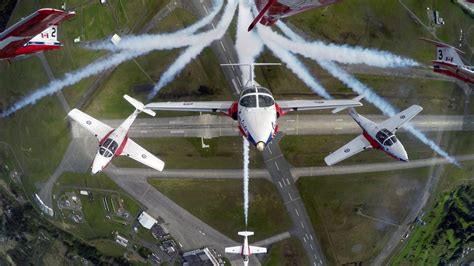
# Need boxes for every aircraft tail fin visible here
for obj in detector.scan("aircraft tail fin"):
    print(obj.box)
[420,38,465,66]
[123,94,156,117]
[28,25,61,47]
[332,95,364,114]
[248,0,277,31]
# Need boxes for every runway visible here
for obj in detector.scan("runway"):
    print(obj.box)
[101,114,474,139]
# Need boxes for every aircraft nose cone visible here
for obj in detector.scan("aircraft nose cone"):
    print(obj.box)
[256,142,265,152]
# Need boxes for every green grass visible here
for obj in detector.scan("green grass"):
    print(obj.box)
[297,168,430,264]
[53,172,142,240]
[148,178,291,242]
[390,183,474,265]
[287,0,473,63]
[113,137,264,169]
[91,239,128,257]
[262,237,309,266]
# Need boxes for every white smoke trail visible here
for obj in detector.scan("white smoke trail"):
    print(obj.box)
[1,50,142,117]
[86,0,225,52]
[262,38,332,99]
[259,25,419,68]
[147,44,207,100]
[275,22,458,165]
[235,0,264,82]
[1,0,230,117]
[243,137,250,226]
[147,1,239,99]
[318,59,459,165]
[87,0,238,53]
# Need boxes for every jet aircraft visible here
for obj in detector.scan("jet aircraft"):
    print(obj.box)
[225,231,266,266]
[146,63,362,152]
[248,0,341,31]
[421,38,473,84]
[0,8,75,62]
[324,105,423,165]
[68,95,165,174]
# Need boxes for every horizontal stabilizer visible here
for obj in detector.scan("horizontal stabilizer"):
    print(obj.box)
[123,94,156,117]
[238,231,254,237]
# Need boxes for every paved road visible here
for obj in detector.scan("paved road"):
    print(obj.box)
[262,133,326,266]
[186,0,243,95]
[291,154,474,180]
[100,114,474,139]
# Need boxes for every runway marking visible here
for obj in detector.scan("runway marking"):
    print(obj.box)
[220,41,226,52]
[268,146,273,155]
[139,122,147,125]
[278,181,283,188]
[170,130,184,134]
[300,222,305,229]
[314,254,317,260]
[288,192,292,200]
[295,208,300,216]
[287,119,295,122]
[203,5,208,14]
[287,128,295,131]
[335,119,343,122]
[310,235,313,240]
[140,130,148,134]
[303,237,307,242]
[211,22,215,29]
[284,197,300,205]
[169,121,183,124]
[286,178,291,185]
[310,244,314,250]
[275,162,280,170]
[335,127,343,130]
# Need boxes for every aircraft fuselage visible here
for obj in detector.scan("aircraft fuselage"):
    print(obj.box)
[91,110,139,174]
[349,110,409,162]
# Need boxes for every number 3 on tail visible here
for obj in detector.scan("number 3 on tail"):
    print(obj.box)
[437,49,443,60]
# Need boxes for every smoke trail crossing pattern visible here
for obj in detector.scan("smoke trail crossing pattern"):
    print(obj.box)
[0,0,227,117]
[274,22,458,165]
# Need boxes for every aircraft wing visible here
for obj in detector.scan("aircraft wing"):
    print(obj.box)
[0,9,74,58]
[145,101,233,113]
[324,135,371,166]
[378,105,423,132]
[249,246,267,254]
[277,99,362,112]
[121,139,165,172]
[68,109,112,140]
[225,246,243,254]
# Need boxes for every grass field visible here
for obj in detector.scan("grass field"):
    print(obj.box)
[52,172,142,240]
[287,0,473,63]
[262,237,309,266]
[148,178,291,242]
[113,137,264,169]
[297,168,430,264]
[391,183,474,265]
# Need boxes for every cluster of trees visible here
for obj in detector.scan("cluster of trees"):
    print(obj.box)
[0,191,130,265]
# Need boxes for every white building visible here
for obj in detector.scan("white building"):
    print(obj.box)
[138,211,157,229]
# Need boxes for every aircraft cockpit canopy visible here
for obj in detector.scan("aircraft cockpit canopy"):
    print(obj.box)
[376,128,398,146]
[239,87,274,108]
[99,138,119,158]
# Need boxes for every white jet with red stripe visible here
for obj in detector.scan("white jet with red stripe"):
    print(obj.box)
[146,63,363,152]
[68,95,164,174]
[325,105,423,166]
[225,231,266,266]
